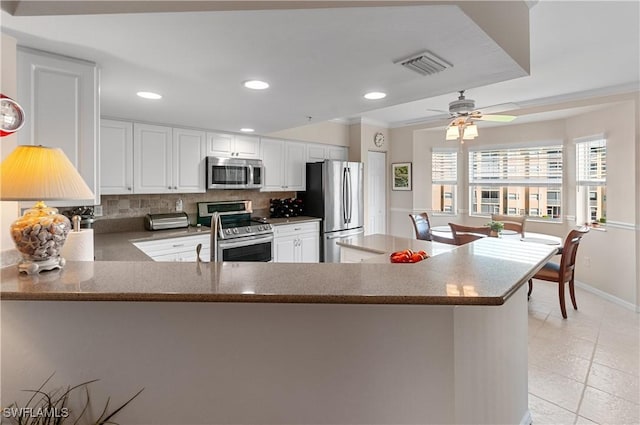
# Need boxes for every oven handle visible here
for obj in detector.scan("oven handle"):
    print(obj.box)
[217,233,274,249]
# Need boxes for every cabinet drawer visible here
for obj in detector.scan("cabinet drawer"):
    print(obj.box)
[133,234,209,257]
[273,221,319,237]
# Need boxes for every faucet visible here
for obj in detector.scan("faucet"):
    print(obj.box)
[210,211,221,262]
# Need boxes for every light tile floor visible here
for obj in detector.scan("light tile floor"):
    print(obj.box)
[527,281,640,425]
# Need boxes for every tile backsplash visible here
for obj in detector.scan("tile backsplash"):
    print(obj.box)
[98,190,296,222]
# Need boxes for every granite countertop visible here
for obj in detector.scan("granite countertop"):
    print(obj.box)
[94,226,210,261]
[261,216,321,226]
[1,237,556,306]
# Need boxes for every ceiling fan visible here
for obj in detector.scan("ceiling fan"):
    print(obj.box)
[445,90,517,143]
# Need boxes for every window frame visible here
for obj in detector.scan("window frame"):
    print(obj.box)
[468,144,564,221]
[575,135,606,227]
[431,149,458,216]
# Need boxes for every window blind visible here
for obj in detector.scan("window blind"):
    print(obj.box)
[576,138,606,185]
[432,150,457,184]
[468,145,563,186]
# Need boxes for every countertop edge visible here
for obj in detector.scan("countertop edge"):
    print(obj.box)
[0,292,506,305]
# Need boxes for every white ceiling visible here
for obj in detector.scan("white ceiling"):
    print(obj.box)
[1,1,639,134]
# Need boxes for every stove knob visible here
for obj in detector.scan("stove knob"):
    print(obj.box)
[246,226,251,232]
[225,229,232,235]
[233,228,239,234]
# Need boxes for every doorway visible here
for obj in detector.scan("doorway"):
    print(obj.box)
[367,150,386,235]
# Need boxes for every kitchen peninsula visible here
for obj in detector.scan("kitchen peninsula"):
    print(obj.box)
[1,237,556,425]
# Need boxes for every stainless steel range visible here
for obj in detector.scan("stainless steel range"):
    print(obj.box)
[197,201,273,262]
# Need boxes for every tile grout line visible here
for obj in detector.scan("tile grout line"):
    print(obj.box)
[572,312,603,425]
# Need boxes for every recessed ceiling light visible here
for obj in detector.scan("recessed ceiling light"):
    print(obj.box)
[243,80,270,90]
[137,91,162,100]
[364,92,386,100]
[240,128,255,133]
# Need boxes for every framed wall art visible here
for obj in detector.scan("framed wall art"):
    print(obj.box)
[392,162,412,191]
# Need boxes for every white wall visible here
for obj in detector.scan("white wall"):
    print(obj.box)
[0,34,20,265]
[388,95,640,308]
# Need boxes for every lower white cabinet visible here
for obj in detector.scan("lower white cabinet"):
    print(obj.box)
[133,233,210,262]
[273,221,320,263]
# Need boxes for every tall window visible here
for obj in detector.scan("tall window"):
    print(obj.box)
[469,145,563,219]
[576,136,606,225]
[432,150,457,215]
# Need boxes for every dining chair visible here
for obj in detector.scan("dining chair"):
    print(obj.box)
[409,213,432,241]
[409,213,456,244]
[491,213,526,236]
[448,223,492,246]
[528,227,590,318]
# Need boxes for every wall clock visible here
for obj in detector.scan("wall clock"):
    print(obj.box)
[374,132,384,148]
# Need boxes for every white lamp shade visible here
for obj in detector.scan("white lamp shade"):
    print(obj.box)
[463,124,478,140]
[445,125,459,140]
[0,145,94,201]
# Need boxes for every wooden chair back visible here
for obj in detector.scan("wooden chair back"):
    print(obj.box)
[491,213,526,236]
[559,227,590,283]
[448,223,492,246]
[409,213,432,241]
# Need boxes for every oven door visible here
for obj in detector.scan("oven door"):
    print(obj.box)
[217,233,274,262]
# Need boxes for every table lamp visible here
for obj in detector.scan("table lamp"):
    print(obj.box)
[0,145,94,274]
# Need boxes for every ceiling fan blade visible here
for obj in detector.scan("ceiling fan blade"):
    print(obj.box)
[476,114,517,122]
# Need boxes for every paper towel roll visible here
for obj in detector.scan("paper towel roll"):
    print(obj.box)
[62,229,94,261]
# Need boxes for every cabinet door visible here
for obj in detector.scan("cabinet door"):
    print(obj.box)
[327,146,348,161]
[284,142,306,191]
[17,47,99,205]
[133,123,173,193]
[260,138,285,191]
[100,119,133,195]
[298,232,320,263]
[274,235,296,263]
[206,132,234,157]
[234,135,260,158]
[173,128,206,193]
[306,144,326,163]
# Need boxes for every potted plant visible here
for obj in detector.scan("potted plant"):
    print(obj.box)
[487,221,504,237]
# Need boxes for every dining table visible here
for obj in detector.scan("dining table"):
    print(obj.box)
[430,225,563,251]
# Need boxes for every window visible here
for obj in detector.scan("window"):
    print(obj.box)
[576,136,606,225]
[469,145,563,220]
[432,150,457,214]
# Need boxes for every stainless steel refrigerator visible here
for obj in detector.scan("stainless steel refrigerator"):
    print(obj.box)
[303,160,364,262]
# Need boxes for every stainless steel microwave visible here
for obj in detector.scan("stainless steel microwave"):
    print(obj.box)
[206,157,263,189]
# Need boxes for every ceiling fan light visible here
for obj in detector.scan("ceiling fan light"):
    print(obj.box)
[463,124,478,140]
[445,125,459,140]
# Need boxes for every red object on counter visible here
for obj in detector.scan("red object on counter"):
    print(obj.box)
[389,249,429,263]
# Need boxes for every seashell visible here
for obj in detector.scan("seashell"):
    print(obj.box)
[38,232,48,242]
[32,224,41,233]
[41,218,53,227]
[46,247,56,256]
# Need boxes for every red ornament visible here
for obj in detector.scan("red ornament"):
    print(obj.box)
[0,94,25,137]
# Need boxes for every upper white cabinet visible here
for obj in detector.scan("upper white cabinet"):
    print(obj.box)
[173,128,206,192]
[261,138,306,191]
[307,143,348,163]
[17,47,99,205]
[206,131,260,158]
[100,119,133,195]
[133,123,205,194]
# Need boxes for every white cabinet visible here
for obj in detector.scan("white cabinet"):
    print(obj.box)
[17,47,99,205]
[133,233,210,262]
[173,128,206,193]
[261,138,306,191]
[100,119,133,195]
[206,131,260,158]
[133,124,205,194]
[307,143,348,162]
[273,221,320,263]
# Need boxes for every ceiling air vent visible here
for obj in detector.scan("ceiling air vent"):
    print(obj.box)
[396,51,452,76]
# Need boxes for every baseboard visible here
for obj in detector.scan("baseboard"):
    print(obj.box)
[575,281,640,313]
[520,409,533,425]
